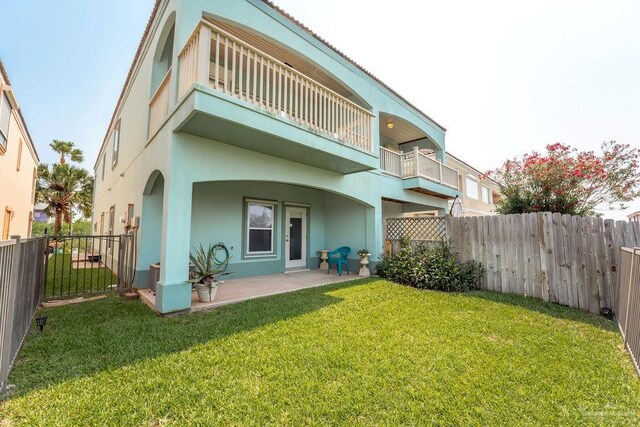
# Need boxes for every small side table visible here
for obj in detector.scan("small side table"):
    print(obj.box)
[318,250,329,270]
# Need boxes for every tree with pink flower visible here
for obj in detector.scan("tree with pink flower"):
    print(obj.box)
[485,141,640,216]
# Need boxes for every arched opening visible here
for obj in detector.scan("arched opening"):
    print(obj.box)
[379,112,442,154]
[150,15,175,97]
[138,171,165,288]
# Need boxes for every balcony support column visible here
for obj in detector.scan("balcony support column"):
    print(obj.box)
[156,172,193,314]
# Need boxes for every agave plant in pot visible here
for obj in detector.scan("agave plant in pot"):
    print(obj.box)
[188,243,232,302]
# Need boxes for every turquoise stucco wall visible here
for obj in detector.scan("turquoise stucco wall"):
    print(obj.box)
[136,172,165,289]
[141,130,450,312]
[189,181,374,279]
[175,0,446,152]
[94,0,455,313]
[190,181,330,278]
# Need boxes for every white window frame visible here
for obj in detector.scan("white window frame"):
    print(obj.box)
[101,154,106,181]
[112,119,121,168]
[466,175,479,200]
[245,199,277,257]
[481,186,491,204]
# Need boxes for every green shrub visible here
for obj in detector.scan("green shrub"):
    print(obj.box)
[377,241,484,292]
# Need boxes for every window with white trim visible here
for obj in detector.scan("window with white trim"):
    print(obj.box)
[112,119,120,167]
[0,91,11,153]
[101,154,106,181]
[246,200,276,255]
[466,176,479,200]
[481,186,491,204]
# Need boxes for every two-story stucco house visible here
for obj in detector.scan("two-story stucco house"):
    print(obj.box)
[0,59,39,240]
[445,153,501,217]
[92,0,461,313]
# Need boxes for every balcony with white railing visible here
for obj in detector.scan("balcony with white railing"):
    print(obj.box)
[380,147,459,198]
[172,20,377,174]
[148,68,172,137]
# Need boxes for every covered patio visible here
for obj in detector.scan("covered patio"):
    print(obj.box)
[138,269,360,314]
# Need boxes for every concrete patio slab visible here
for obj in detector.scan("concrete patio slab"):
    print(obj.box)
[138,270,361,314]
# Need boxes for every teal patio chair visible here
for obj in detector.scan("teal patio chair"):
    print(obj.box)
[327,246,351,276]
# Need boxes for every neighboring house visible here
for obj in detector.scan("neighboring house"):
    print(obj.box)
[629,211,640,222]
[0,59,39,240]
[93,0,460,313]
[390,152,502,218]
[33,203,50,223]
[445,153,501,217]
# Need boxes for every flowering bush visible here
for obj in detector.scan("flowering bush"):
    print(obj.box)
[485,141,640,216]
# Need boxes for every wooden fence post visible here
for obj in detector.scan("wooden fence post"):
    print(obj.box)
[623,248,638,347]
[623,248,634,343]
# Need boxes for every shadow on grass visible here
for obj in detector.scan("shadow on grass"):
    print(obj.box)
[5,279,370,399]
[465,289,619,331]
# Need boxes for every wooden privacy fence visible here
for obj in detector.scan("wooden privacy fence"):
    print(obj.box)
[617,248,640,376]
[448,213,640,314]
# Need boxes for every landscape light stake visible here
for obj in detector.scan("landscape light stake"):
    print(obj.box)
[36,316,48,332]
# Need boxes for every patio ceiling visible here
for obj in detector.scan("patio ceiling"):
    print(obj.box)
[379,112,435,149]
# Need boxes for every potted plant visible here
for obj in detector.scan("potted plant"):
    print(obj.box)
[357,249,371,278]
[188,243,231,302]
[357,248,370,259]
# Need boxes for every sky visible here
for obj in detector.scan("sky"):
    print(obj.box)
[1,0,639,219]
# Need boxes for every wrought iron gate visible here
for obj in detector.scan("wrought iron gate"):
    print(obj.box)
[43,234,132,300]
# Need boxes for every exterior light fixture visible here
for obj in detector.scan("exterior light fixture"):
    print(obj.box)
[386,121,394,129]
[35,316,48,332]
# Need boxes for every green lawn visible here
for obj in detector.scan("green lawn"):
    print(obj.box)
[1,279,639,426]
[45,254,118,299]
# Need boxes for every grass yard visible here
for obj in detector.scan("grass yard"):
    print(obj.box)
[45,254,118,299]
[1,279,639,426]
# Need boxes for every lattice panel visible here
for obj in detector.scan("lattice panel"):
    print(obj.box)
[386,217,448,241]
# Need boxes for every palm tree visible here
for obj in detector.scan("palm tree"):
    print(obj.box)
[36,141,93,235]
[49,140,84,165]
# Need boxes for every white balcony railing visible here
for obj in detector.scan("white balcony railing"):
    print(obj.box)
[148,67,172,137]
[380,147,459,190]
[178,21,374,152]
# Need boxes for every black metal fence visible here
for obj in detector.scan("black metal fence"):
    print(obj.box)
[0,236,47,394]
[43,235,126,300]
